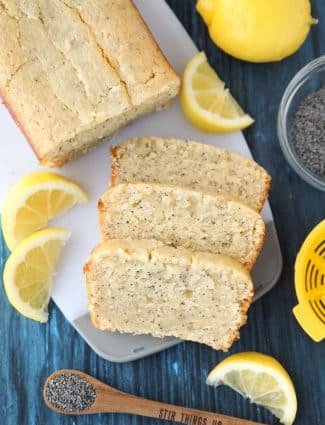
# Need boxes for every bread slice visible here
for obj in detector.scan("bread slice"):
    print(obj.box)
[98,183,265,269]
[110,137,271,211]
[84,239,254,351]
[0,1,180,167]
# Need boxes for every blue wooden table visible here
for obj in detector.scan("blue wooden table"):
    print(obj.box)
[1,1,324,424]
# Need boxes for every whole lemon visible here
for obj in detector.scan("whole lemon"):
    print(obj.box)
[197,0,317,62]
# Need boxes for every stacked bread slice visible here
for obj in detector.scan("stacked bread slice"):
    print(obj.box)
[84,137,271,351]
[98,183,265,270]
[84,239,254,351]
[110,137,270,211]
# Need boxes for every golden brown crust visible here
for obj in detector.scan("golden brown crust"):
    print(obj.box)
[84,255,110,330]
[220,286,254,351]
[82,262,90,274]
[245,221,266,271]
[97,198,107,240]
[110,146,119,186]
[256,173,272,212]
[89,313,100,329]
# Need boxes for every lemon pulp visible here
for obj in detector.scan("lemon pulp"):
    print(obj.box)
[180,51,254,133]
[207,352,297,425]
[3,228,70,322]
[1,172,88,251]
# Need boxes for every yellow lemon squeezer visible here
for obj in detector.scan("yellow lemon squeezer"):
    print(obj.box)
[293,220,325,341]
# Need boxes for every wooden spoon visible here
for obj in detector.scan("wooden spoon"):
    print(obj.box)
[43,369,265,425]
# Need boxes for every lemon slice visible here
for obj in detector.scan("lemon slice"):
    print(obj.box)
[3,228,70,322]
[2,172,88,251]
[207,352,297,425]
[180,51,254,133]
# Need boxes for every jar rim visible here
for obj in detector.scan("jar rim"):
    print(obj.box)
[277,56,325,191]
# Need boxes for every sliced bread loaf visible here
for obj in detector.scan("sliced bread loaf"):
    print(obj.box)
[98,183,265,269]
[110,137,271,211]
[84,239,254,351]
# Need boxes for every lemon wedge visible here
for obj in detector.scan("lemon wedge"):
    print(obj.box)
[3,228,70,322]
[180,51,254,133]
[207,352,297,425]
[2,172,88,251]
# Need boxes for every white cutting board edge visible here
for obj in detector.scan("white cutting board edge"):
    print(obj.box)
[0,1,279,329]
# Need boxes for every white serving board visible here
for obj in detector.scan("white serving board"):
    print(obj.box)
[0,0,282,362]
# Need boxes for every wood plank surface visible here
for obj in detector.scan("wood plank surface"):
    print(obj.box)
[1,1,324,424]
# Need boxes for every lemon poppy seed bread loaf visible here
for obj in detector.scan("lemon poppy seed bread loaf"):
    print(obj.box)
[110,137,271,211]
[98,183,265,269]
[84,239,254,351]
[0,0,180,167]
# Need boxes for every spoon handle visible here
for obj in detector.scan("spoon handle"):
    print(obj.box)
[99,390,265,425]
